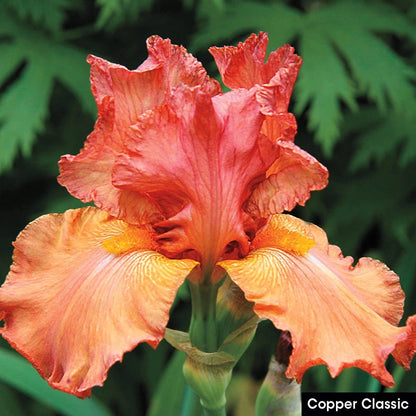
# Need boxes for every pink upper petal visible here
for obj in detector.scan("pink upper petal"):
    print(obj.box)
[0,207,197,397]
[112,86,278,267]
[139,36,221,96]
[209,32,302,112]
[246,140,329,216]
[58,96,162,224]
[219,214,415,387]
[58,37,221,225]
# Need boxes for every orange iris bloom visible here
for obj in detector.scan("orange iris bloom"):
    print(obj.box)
[0,33,415,398]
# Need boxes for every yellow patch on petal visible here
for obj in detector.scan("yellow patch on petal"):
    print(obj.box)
[102,225,157,255]
[253,214,315,255]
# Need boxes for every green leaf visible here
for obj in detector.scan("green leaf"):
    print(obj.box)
[0,60,54,169]
[147,349,200,416]
[348,106,416,171]
[0,347,113,416]
[295,28,357,154]
[325,4,416,113]
[95,0,153,31]
[191,0,301,52]
[0,42,26,86]
[0,383,25,416]
[0,8,94,172]
[3,0,70,32]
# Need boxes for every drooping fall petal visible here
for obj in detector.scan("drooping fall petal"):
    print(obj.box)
[0,207,197,397]
[246,140,328,216]
[113,85,278,266]
[58,37,221,225]
[219,214,416,387]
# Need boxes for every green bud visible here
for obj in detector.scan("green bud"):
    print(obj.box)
[165,316,259,413]
[165,329,233,411]
[255,358,301,416]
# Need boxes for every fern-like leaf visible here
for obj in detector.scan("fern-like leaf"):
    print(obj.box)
[0,8,94,173]
[0,60,54,170]
[3,0,70,32]
[348,107,416,171]
[95,0,153,31]
[191,0,301,51]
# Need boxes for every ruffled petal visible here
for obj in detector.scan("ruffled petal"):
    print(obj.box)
[139,36,221,96]
[246,140,328,216]
[113,86,278,266]
[0,207,197,397]
[209,32,304,149]
[209,33,301,97]
[58,96,162,225]
[58,37,220,225]
[219,214,415,386]
[260,113,297,143]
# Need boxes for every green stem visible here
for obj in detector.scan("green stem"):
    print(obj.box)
[186,273,227,415]
[188,279,220,352]
[202,406,227,416]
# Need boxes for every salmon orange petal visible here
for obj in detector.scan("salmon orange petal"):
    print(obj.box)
[210,33,302,112]
[219,214,415,387]
[246,141,328,216]
[0,207,197,397]
[58,96,162,225]
[59,37,220,225]
[139,35,222,96]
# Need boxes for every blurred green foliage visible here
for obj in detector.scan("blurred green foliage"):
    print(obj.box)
[0,0,415,415]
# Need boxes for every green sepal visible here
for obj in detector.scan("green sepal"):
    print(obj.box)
[255,358,301,416]
[165,329,233,411]
[165,316,259,411]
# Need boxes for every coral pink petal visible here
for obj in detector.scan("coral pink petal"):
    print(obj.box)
[113,86,278,266]
[219,214,415,387]
[209,32,302,112]
[246,140,328,216]
[58,97,162,225]
[261,113,298,143]
[139,35,221,96]
[59,37,220,225]
[0,207,197,397]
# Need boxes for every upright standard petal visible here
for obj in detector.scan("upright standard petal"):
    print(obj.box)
[246,140,329,216]
[113,86,278,267]
[219,214,416,387]
[210,33,326,213]
[210,32,302,121]
[0,207,197,397]
[209,32,302,98]
[58,37,220,225]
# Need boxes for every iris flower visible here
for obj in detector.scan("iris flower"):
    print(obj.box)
[0,33,415,398]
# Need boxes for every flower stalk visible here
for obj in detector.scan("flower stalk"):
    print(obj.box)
[188,278,220,353]
[187,269,226,414]
[165,276,259,416]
